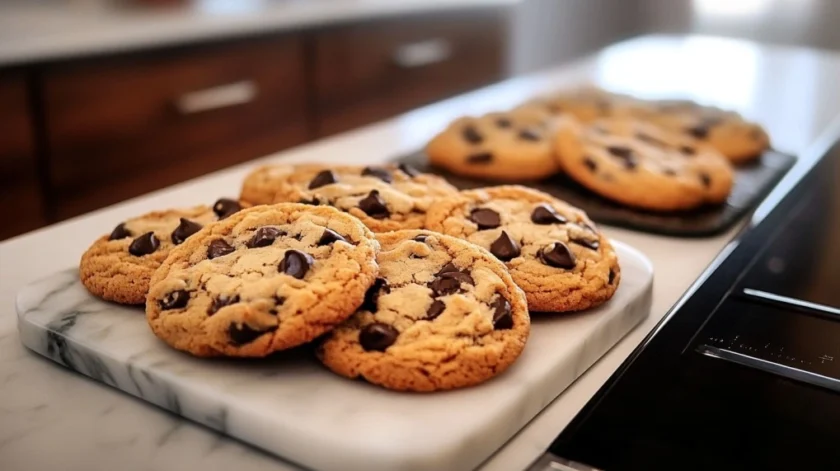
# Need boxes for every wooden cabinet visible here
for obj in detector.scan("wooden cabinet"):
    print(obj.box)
[0,73,43,240]
[42,35,310,220]
[313,10,506,136]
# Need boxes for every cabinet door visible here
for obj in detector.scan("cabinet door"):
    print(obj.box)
[314,9,507,136]
[43,35,310,220]
[0,73,43,240]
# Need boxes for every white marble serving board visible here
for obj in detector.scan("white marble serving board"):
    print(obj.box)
[16,241,652,471]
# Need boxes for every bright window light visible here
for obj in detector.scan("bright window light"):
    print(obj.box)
[694,0,771,17]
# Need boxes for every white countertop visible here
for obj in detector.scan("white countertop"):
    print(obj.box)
[2,35,840,471]
[0,0,517,67]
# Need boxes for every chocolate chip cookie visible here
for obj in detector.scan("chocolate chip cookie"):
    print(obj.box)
[79,198,247,304]
[425,186,620,313]
[553,117,735,211]
[146,203,379,357]
[316,230,529,392]
[643,100,770,164]
[518,86,646,124]
[240,163,458,233]
[425,107,562,181]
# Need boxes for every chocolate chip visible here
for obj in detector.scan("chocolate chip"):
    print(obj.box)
[207,239,235,259]
[462,125,483,144]
[362,166,393,183]
[426,300,446,320]
[160,290,189,310]
[700,173,712,188]
[583,157,598,172]
[606,146,637,169]
[687,125,711,140]
[228,322,276,346]
[129,232,159,256]
[171,218,203,245]
[437,262,459,276]
[608,269,617,284]
[429,271,474,296]
[469,208,501,230]
[496,117,512,128]
[539,242,576,269]
[490,231,520,261]
[359,323,399,352]
[518,129,541,141]
[466,152,493,164]
[680,145,696,156]
[299,197,322,206]
[208,294,240,315]
[247,226,283,248]
[398,163,420,178]
[358,190,390,219]
[413,234,428,243]
[278,250,314,279]
[109,223,131,240]
[572,238,600,251]
[308,170,338,189]
[580,221,598,235]
[491,297,513,330]
[362,278,388,312]
[213,198,242,220]
[317,228,347,246]
[531,204,567,225]
[636,133,665,147]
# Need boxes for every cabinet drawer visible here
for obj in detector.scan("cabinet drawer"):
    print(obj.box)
[313,9,507,136]
[43,35,309,220]
[0,73,43,240]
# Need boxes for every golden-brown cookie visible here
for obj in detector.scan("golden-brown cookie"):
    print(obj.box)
[518,86,647,123]
[79,198,247,305]
[240,163,458,233]
[425,186,620,313]
[317,230,529,392]
[146,203,379,358]
[553,117,735,211]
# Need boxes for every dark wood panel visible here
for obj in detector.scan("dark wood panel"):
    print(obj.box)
[313,9,507,136]
[0,72,43,240]
[43,35,310,220]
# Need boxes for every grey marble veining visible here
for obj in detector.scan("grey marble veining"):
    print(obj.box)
[16,242,652,471]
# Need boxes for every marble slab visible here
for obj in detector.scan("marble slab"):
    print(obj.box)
[16,241,652,471]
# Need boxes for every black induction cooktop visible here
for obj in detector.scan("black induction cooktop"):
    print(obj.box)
[529,125,840,471]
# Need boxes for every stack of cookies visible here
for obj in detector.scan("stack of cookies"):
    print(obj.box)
[79,163,621,392]
[426,87,770,212]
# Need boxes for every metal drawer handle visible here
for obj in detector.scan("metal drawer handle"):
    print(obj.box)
[175,80,257,115]
[392,38,453,68]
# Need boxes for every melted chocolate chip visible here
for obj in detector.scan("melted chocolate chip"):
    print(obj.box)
[213,198,242,220]
[299,197,322,206]
[572,237,600,251]
[469,208,501,230]
[160,290,189,310]
[413,234,428,243]
[208,294,240,315]
[583,157,598,172]
[437,262,460,276]
[426,300,446,320]
[308,170,338,189]
[496,117,512,128]
[680,145,696,156]
[608,269,617,285]
[362,166,393,183]
[466,152,493,164]
[398,163,421,178]
[247,226,283,248]
[358,190,390,219]
[539,242,576,269]
[228,322,275,346]
[109,223,131,240]
[278,250,314,279]
[531,204,567,225]
[700,173,712,188]
[362,278,389,312]
[490,231,520,261]
[607,146,638,169]
[171,218,203,245]
[429,271,474,296]
[580,221,598,235]
[462,125,483,144]
[687,124,711,140]
[129,232,159,256]
[518,129,541,141]
[317,228,347,246]
[359,323,399,352]
[491,297,513,330]
[207,239,235,259]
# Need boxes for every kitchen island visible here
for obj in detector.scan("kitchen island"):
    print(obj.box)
[2,35,840,471]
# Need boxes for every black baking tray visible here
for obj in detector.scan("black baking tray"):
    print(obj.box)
[396,149,795,237]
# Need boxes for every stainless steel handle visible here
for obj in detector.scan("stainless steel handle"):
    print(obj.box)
[174,80,257,115]
[392,38,453,68]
